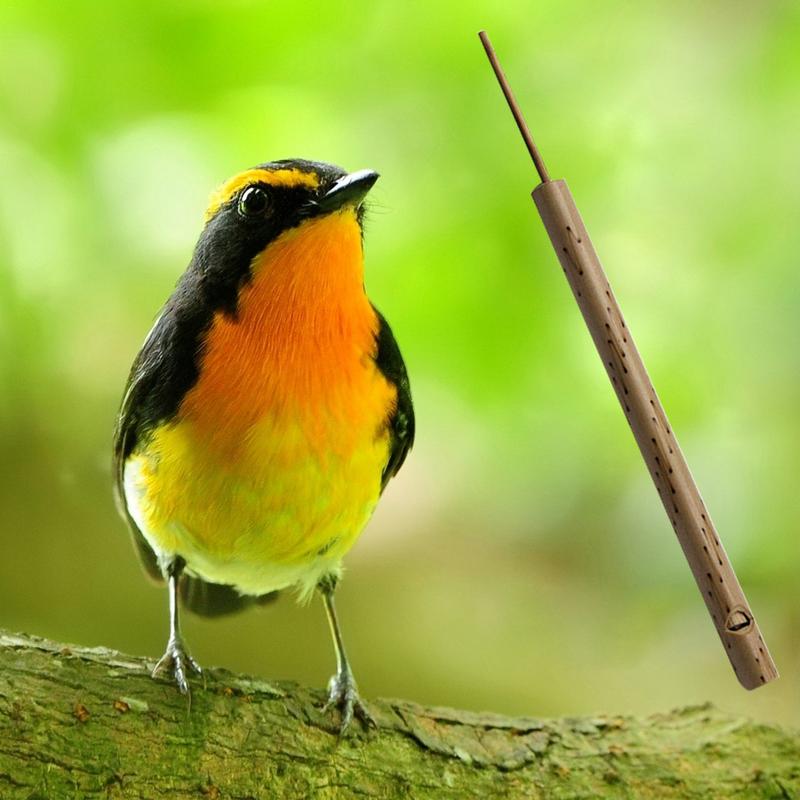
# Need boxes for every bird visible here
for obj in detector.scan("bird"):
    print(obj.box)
[112,158,414,731]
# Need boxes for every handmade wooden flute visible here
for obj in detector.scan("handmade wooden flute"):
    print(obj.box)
[479,30,777,689]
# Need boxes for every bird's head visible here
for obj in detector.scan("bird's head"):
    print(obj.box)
[190,159,378,315]
[202,158,378,258]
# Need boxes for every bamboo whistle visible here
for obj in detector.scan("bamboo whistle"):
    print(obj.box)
[479,30,777,689]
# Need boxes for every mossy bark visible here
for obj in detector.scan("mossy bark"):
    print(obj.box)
[0,631,797,799]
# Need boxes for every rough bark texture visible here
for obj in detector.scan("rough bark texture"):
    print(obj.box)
[0,631,797,799]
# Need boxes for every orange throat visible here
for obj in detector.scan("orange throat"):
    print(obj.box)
[178,209,391,453]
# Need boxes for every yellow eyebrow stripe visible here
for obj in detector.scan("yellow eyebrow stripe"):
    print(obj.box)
[204,168,320,221]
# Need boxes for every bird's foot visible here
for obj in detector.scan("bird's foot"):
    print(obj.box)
[322,668,376,734]
[152,637,202,695]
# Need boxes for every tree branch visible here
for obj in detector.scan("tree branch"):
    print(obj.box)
[1,631,797,798]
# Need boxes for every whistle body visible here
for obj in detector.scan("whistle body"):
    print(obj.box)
[533,179,778,690]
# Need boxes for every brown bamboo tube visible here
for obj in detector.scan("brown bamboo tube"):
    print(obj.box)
[533,180,777,689]
[478,30,778,690]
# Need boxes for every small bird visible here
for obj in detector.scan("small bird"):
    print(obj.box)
[113,159,414,731]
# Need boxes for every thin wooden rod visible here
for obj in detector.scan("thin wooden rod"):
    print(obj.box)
[478,31,778,690]
[478,31,550,183]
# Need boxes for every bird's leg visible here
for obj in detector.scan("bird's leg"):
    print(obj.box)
[152,556,202,695]
[318,575,375,733]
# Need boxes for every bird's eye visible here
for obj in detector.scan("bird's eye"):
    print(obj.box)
[238,186,269,218]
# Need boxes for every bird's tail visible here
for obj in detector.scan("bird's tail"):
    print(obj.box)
[180,576,278,618]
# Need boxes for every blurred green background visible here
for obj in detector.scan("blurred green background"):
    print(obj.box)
[1,0,798,727]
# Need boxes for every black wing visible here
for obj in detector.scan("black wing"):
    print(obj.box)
[372,307,415,490]
[112,314,171,583]
[112,305,277,616]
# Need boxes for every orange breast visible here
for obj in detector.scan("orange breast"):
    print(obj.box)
[180,208,395,460]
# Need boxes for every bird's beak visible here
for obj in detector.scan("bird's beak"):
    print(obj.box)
[317,169,379,213]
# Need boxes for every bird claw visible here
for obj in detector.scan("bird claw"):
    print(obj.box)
[322,669,376,734]
[152,637,202,695]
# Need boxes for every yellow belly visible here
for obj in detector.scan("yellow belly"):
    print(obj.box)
[124,407,391,598]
